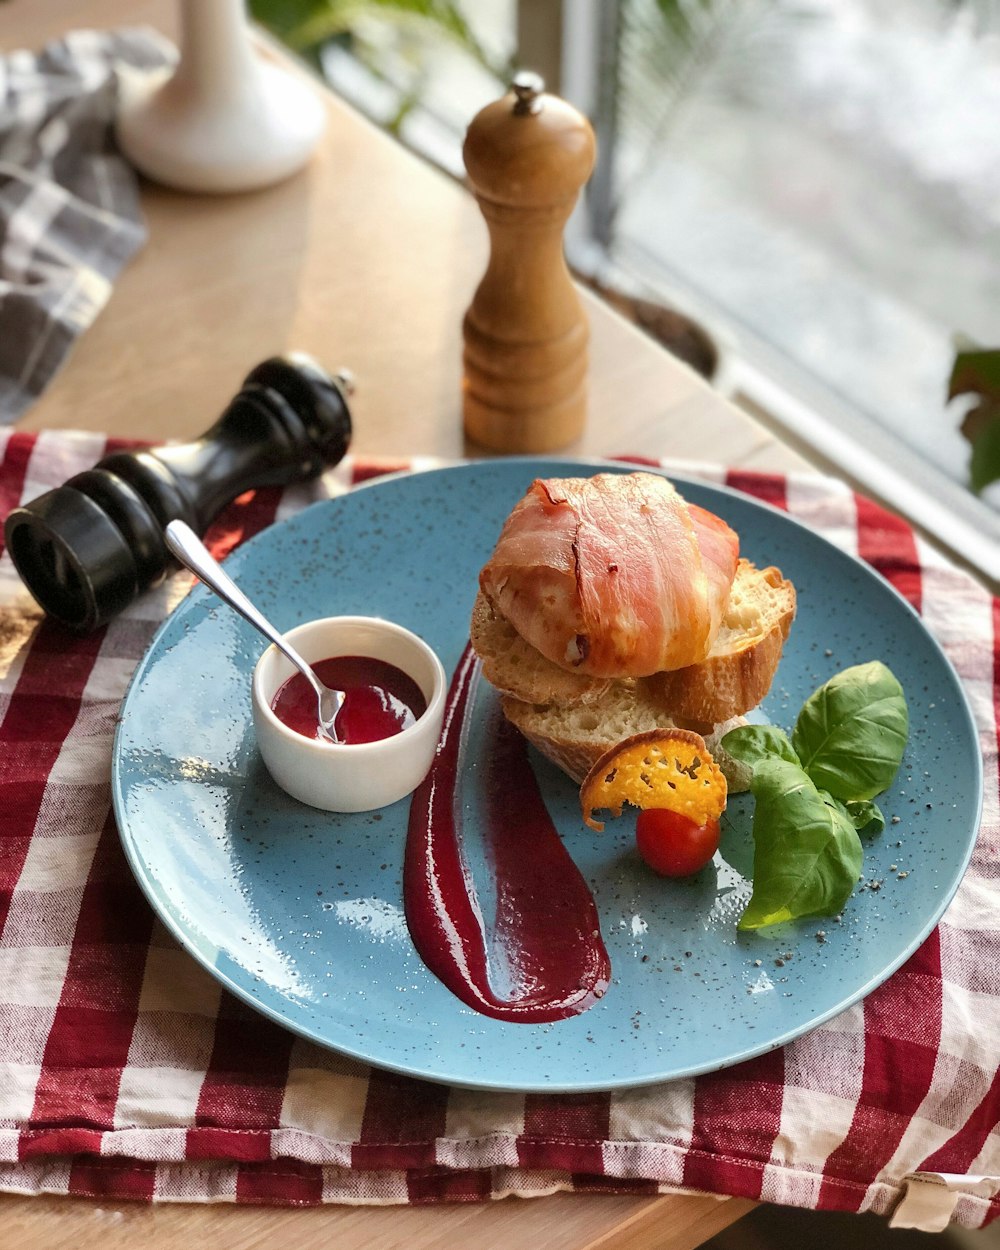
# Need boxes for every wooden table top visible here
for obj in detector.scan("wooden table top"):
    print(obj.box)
[1,1,807,1246]
[4,0,806,474]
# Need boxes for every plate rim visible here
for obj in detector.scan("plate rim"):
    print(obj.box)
[111,457,985,1092]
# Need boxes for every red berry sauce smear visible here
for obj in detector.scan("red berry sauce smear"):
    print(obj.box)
[271,655,427,745]
[404,644,611,1023]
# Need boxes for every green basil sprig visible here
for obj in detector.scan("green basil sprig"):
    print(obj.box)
[722,661,908,931]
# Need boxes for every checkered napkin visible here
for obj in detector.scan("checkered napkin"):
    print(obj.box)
[0,29,174,422]
[0,430,997,1229]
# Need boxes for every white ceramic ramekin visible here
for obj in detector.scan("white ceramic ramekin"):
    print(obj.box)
[251,616,446,812]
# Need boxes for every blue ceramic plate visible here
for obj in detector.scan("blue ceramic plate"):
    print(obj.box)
[112,460,982,1092]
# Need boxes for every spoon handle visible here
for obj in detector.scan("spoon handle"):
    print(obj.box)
[164,520,321,694]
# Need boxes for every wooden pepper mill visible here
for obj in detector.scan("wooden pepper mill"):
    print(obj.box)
[462,72,597,453]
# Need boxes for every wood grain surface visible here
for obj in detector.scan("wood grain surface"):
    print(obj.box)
[2,1188,756,1250]
[3,0,804,475]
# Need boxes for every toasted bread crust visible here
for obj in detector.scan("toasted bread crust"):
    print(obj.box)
[501,689,752,794]
[470,592,610,707]
[641,563,795,722]
[474,560,795,725]
[502,696,607,785]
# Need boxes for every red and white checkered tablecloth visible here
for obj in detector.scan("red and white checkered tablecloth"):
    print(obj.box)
[0,430,997,1229]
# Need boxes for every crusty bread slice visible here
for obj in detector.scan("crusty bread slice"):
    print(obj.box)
[501,684,752,794]
[470,591,610,706]
[641,561,795,723]
[472,559,794,724]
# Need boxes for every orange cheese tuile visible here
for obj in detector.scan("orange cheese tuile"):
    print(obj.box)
[580,728,728,832]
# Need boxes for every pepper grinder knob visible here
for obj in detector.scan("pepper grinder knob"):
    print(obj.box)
[3,354,353,632]
[461,73,596,453]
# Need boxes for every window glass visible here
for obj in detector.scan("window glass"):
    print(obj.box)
[601,0,1000,516]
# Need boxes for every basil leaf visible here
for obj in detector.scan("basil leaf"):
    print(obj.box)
[721,724,800,771]
[822,794,885,834]
[844,799,885,835]
[792,661,908,802]
[738,758,863,930]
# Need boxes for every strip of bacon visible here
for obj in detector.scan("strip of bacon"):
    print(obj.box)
[479,473,738,677]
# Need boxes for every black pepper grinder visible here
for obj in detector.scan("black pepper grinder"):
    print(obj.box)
[4,354,353,632]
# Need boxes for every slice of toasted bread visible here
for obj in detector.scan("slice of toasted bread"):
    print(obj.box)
[501,684,752,794]
[470,592,611,707]
[642,561,795,723]
[472,560,794,723]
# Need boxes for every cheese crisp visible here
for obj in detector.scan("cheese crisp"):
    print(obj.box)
[580,729,728,833]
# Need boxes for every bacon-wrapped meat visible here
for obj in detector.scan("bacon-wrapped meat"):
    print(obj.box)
[479,472,739,677]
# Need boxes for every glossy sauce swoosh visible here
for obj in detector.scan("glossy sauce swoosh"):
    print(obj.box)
[404,645,611,1022]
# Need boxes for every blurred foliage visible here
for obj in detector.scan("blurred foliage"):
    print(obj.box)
[248,0,510,133]
[249,0,501,71]
[950,348,1000,494]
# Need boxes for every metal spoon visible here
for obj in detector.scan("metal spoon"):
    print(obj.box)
[164,520,345,743]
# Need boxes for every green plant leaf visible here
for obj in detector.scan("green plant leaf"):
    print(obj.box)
[738,758,863,930]
[792,661,908,802]
[948,347,1000,403]
[946,347,1000,493]
[843,799,885,835]
[720,723,799,770]
[965,404,1000,494]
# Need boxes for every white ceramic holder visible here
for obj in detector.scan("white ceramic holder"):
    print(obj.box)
[116,0,326,194]
[252,616,447,813]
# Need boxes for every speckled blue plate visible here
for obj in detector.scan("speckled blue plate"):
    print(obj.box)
[112,460,982,1092]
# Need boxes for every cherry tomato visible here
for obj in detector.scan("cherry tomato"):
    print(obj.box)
[635,808,720,878]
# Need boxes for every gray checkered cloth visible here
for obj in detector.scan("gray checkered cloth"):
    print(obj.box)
[0,28,174,422]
